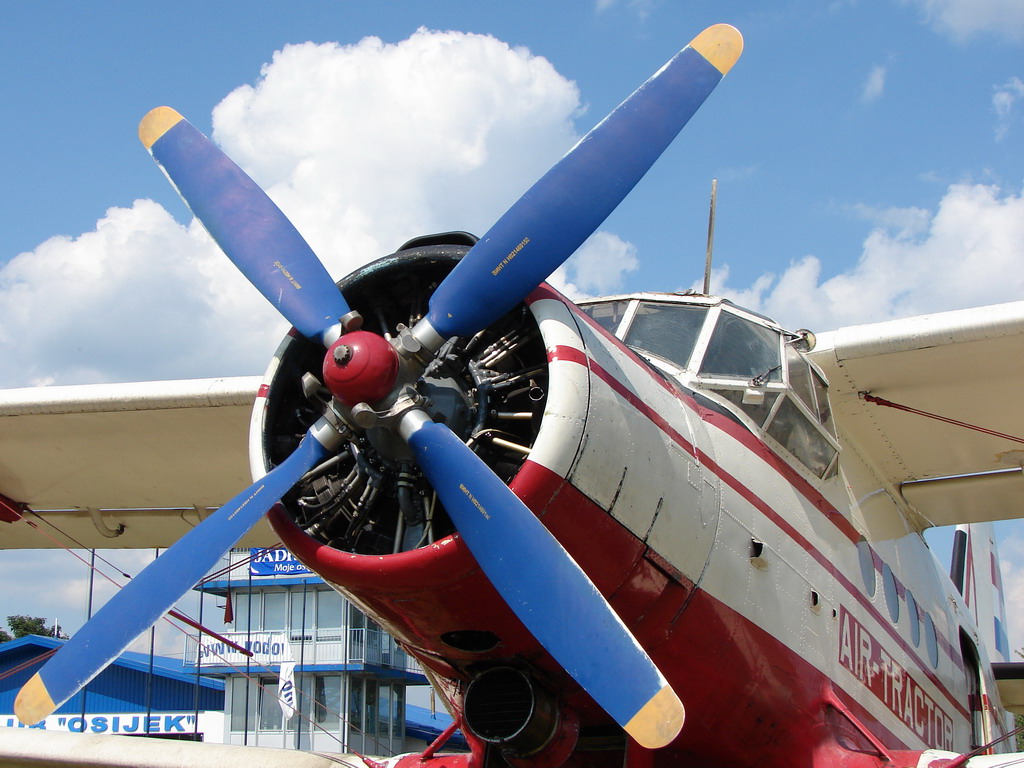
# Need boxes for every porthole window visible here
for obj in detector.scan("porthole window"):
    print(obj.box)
[906,590,921,647]
[924,613,940,668]
[882,563,900,623]
[857,540,876,598]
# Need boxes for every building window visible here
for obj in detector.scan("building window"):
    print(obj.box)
[318,590,344,640]
[393,685,405,741]
[263,592,286,631]
[259,678,283,730]
[290,588,316,640]
[349,677,364,731]
[230,677,256,732]
[365,680,378,737]
[316,675,342,728]
[378,683,392,739]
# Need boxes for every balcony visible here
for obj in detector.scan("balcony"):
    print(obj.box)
[184,627,422,676]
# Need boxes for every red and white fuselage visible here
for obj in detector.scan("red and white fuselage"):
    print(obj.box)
[256,262,1010,768]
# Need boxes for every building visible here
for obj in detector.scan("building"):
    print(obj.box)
[0,634,224,740]
[187,547,428,755]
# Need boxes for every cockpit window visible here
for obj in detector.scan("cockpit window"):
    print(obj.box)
[699,311,782,382]
[580,300,630,334]
[624,303,708,370]
[584,295,840,479]
[811,367,834,434]
[766,396,837,477]
[786,345,836,436]
[786,345,816,410]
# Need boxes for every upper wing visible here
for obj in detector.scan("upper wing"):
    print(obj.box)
[809,301,1024,530]
[0,376,272,549]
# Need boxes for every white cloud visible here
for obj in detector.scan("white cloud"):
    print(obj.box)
[709,182,1024,332]
[861,65,887,103]
[0,29,583,388]
[902,0,1024,41]
[0,548,195,657]
[550,231,640,299]
[0,200,287,388]
[994,76,1024,141]
[211,30,581,287]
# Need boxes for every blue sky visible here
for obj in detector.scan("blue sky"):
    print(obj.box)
[1,1,1023,661]
[3,1,1023,374]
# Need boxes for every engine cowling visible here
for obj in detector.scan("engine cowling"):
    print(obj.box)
[252,239,552,559]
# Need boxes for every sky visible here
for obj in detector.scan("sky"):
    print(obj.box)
[1,0,1023,676]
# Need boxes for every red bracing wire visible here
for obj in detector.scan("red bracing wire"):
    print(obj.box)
[860,393,1024,445]
[23,518,252,657]
[0,649,58,682]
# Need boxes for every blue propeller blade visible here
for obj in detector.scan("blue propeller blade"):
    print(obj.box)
[15,429,335,725]
[423,24,742,342]
[139,107,352,340]
[400,411,684,749]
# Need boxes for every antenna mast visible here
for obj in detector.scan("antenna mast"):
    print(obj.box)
[702,178,717,294]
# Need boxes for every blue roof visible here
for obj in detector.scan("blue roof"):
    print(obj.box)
[405,703,468,749]
[195,575,326,595]
[0,635,224,716]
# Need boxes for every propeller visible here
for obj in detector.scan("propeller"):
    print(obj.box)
[17,24,742,750]
[412,23,743,349]
[399,410,683,748]
[15,420,343,725]
[138,107,359,342]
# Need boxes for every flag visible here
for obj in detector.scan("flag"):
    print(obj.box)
[279,660,297,721]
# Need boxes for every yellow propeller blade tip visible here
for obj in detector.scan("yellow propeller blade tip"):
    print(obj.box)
[138,106,185,149]
[624,684,685,749]
[691,24,744,76]
[14,672,56,726]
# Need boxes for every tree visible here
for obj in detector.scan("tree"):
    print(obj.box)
[2,615,67,641]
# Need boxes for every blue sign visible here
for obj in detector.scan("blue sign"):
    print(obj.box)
[249,547,312,576]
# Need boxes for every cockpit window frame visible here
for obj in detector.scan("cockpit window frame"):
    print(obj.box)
[694,306,784,384]
[621,301,711,372]
[579,299,636,337]
[577,295,841,480]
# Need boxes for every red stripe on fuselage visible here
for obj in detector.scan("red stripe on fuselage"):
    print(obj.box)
[549,295,963,668]
[542,322,967,720]
[509,459,918,759]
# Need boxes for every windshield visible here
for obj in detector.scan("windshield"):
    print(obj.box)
[699,311,782,382]
[580,300,631,334]
[623,303,709,369]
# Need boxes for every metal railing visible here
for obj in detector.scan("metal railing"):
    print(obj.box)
[183,627,421,675]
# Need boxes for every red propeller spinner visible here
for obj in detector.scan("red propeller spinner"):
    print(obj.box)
[323,330,400,406]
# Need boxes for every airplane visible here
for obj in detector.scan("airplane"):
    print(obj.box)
[2,20,1024,768]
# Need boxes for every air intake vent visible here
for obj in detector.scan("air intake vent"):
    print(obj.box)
[468,667,574,756]
[464,667,537,742]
